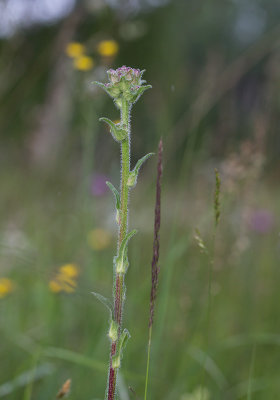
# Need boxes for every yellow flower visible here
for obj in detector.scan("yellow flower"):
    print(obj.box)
[49,264,79,294]
[59,263,79,278]
[58,275,77,293]
[74,56,94,71]
[49,279,62,293]
[65,42,85,58]
[97,40,119,57]
[87,228,112,251]
[0,278,14,298]
[49,275,77,294]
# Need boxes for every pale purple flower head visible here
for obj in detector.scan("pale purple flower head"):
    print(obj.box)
[95,65,151,108]
[107,66,142,85]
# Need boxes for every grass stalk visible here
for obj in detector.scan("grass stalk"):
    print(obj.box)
[144,326,152,400]
[144,139,162,400]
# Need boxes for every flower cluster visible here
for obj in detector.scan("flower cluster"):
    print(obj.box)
[98,40,119,57]
[49,264,79,294]
[108,66,142,85]
[66,42,94,71]
[65,40,119,72]
[95,66,151,107]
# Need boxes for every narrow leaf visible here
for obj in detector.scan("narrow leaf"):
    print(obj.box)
[93,81,106,89]
[93,81,110,94]
[134,153,154,174]
[133,85,152,103]
[99,117,127,142]
[119,230,137,262]
[91,292,112,316]
[114,329,131,361]
[115,230,137,274]
[106,181,120,210]
[127,153,154,188]
[119,329,130,353]
[140,69,146,78]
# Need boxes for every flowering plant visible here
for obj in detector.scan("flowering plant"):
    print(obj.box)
[94,66,153,400]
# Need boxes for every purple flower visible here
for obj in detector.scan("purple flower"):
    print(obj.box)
[107,66,142,85]
[91,173,108,196]
[94,66,151,108]
[249,209,274,234]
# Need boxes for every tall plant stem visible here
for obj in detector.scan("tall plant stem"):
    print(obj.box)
[144,325,152,400]
[107,99,130,400]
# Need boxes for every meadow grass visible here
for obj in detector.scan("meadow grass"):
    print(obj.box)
[1,139,280,399]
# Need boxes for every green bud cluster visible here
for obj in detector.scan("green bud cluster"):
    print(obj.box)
[94,65,151,108]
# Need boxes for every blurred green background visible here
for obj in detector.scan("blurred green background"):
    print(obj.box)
[1,0,280,399]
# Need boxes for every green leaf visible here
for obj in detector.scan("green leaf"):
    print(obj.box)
[140,69,146,78]
[132,85,152,103]
[106,181,120,211]
[134,152,154,173]
[127,153,154,188]
[92,81,111,96]
[118,328,130,353]
[112,329,131,369]
[91,291,112,316]
[99,117,127,142]
[119,230,137,263]
[115,230,137,274]
[92,81,107,89]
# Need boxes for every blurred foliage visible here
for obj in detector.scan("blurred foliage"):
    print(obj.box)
[1,0,280,172]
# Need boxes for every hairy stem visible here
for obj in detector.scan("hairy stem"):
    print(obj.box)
[107,99,130,400]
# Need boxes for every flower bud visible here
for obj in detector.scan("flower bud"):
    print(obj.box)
[107,69,120,84]
[95,66,151,107]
